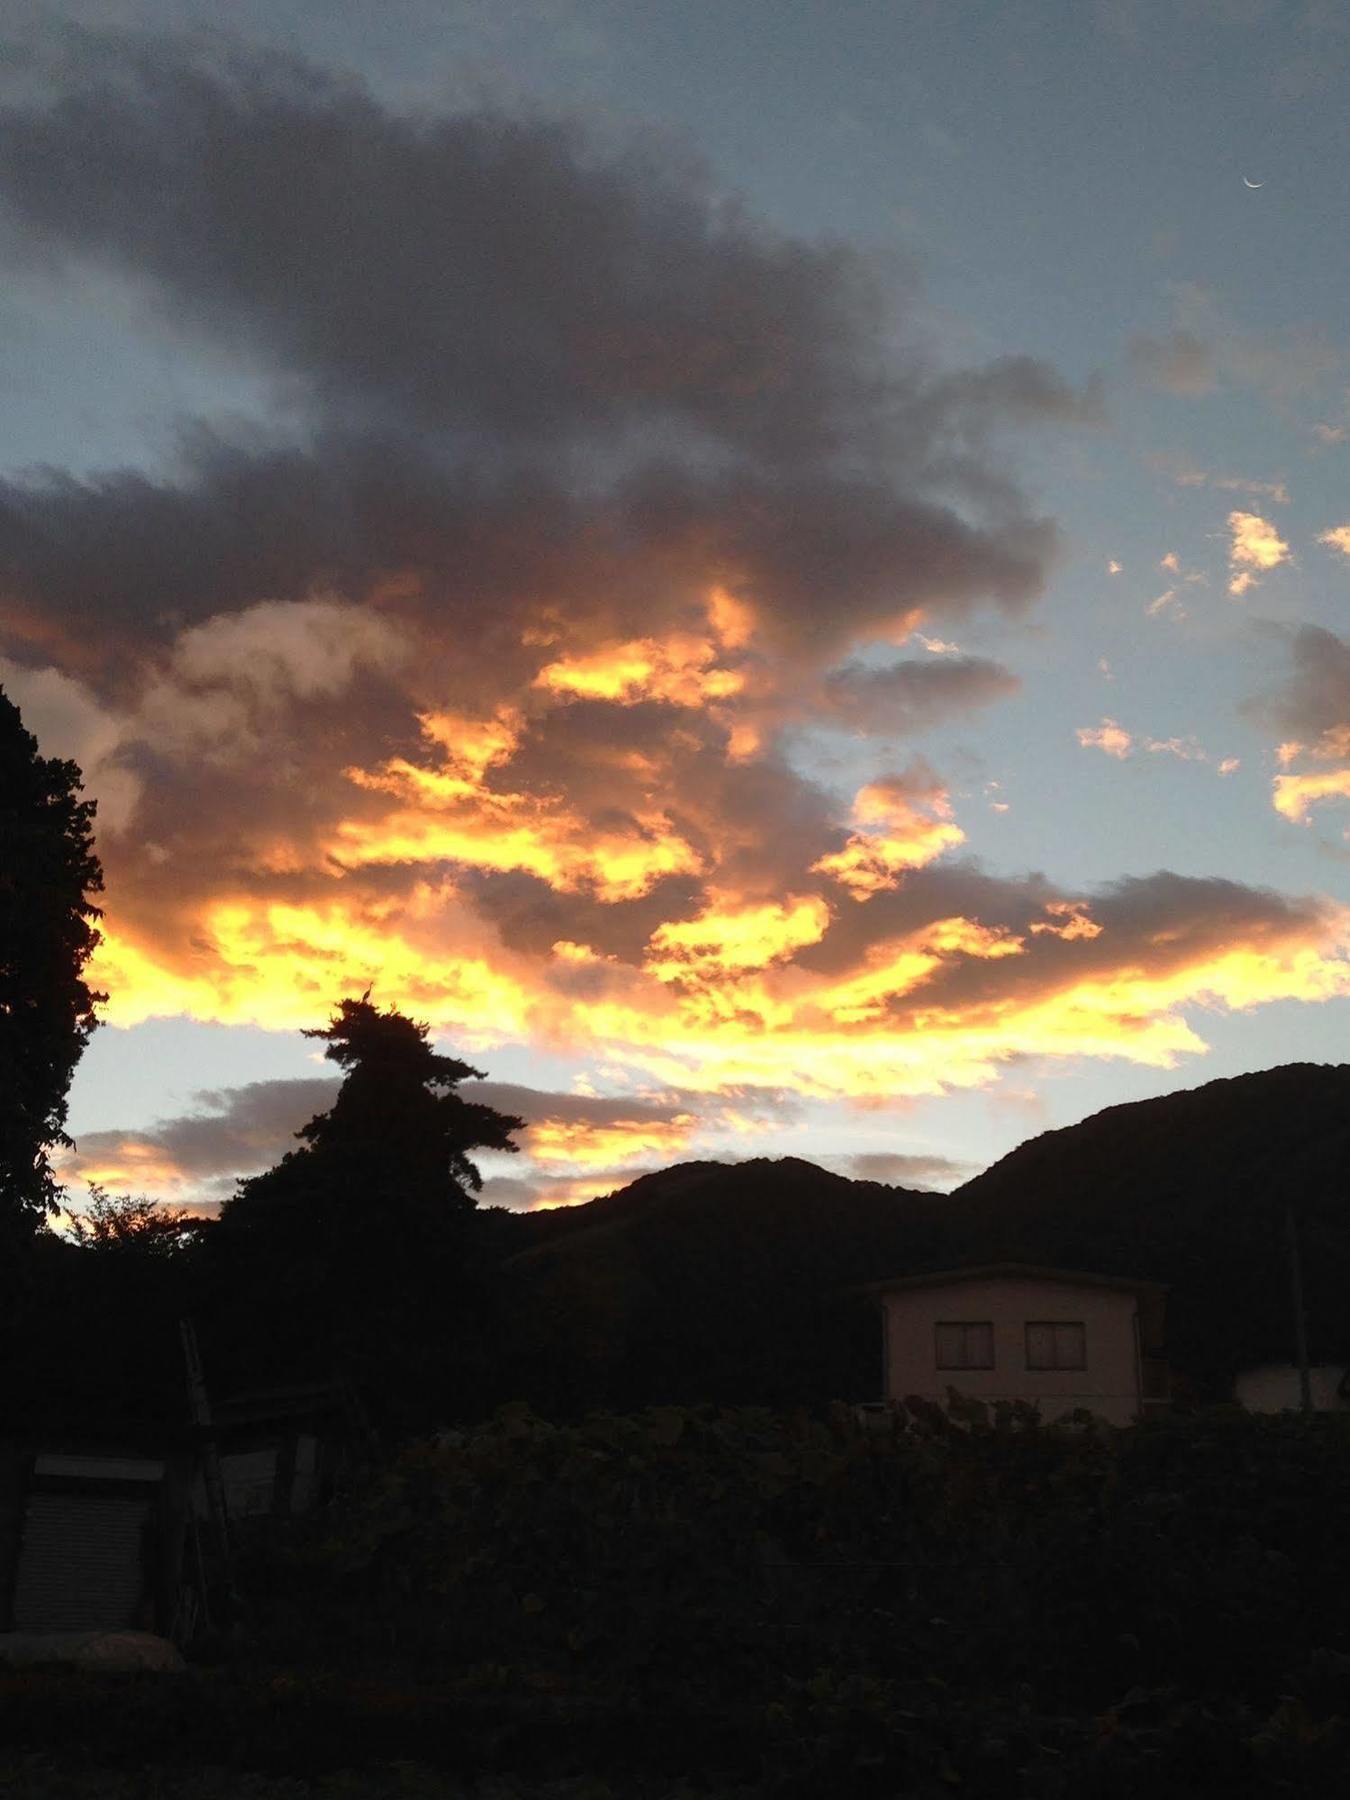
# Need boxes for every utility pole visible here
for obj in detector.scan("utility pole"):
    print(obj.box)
[1284,1201,1314,1414]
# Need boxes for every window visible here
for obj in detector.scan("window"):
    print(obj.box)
[935,1321,994,1370]
[1025,1321,1086,1371]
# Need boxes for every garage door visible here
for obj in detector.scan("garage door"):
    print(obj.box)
[11,1492,152,1632]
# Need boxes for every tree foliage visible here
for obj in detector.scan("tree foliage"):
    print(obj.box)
[211,997,525,1429]
[0,685,103,1232]
[223,995,523,1233]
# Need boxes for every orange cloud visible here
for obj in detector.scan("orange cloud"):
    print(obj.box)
[1318,525,1350,557]
[1227,511,1290,596]
[333,709,704,904]
[646,893,831,982]
[1272,768,1350,825]
[811,773,965,897]
[706,585,756,650]
[89,887,540,1040]
[533,632,744,707]
[1077,718,1133,758]
[55,1136,195,1197]
[527,1113,698,1169]
[1030,901,1103,941]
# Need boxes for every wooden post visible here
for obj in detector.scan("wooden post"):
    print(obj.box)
[179,1318,232,1563]
[1285,1202,1314,1414]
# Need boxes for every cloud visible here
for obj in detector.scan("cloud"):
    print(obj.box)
[1128,329,1216,395]
[844,1150,973,1189]
[1318,525,1350,557]
[818,655,1020,736]
[1247,624,1350,745]
[0,656,140,831]
[1145,736,1205,761]
[56,1072,737,1204]
[1150,456,1290,505]
[0,40,1345,1155]
[1273,768,1350,825]
[1166,282,1343,405]
[58,1077,341,1199]
[1246,624,1350,831]
[810,762,965,897]
[1227,510,1290,596]
[1077,718,1133,758]
[1076,721,1230,773]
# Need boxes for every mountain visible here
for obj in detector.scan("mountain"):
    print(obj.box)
[492,1157,946,1411]
[488,1063,1350,1411]
[945,1061,1350,1393]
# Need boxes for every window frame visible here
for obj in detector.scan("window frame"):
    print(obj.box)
[934,1320,995,1371]
[1024,1320,1087,1372]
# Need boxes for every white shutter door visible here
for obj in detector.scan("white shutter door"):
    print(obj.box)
[12,1493,151,1631]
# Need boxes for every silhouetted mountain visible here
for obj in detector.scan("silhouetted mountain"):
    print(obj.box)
[493,1157,946,1411]
[945,1062,1350,1393]
[488,1064,1350,1412]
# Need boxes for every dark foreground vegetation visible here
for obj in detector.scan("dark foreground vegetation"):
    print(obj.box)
[9,1402,1350,1796]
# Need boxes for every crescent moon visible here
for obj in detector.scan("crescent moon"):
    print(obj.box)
[1243,177,1265,188]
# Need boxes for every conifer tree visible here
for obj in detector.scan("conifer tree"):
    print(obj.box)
[216,996,524,1429]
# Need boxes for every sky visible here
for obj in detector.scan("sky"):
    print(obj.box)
[1,0,1348,1214]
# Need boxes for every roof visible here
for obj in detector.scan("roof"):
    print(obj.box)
[852,1261,1168,1299]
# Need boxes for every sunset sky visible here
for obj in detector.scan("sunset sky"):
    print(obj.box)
[2,0,1348,1213]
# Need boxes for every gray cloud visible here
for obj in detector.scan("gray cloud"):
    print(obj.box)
[62,1073,712,1195]
[819,655,1020,735]
[0,40,1087,680]
[1128,329,1216,396]
[844,1150,973,1189]
[1245,624,1350,741]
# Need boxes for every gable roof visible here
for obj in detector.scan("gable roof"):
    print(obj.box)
[853,1261,1168,1299]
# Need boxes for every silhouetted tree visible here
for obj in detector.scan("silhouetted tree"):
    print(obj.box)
[212,996,524,1431]
[0,687,103,1345]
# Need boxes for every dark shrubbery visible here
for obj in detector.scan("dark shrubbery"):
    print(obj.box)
[216,1402,1350,1791]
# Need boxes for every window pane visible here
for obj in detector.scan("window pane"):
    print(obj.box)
[1026,1321,1086,1370]
[966,1323,993,1369]
[936,1322,993,1369]
[1025,1323,1053,1369]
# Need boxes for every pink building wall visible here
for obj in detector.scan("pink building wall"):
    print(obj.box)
[881,1273,1149,1428]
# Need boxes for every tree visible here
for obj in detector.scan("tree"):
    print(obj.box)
[0,685,103,1231]
[68,1187,203,1258]
[213,996,525,1430]
[225,994,523,1228]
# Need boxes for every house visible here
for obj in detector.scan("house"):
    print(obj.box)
[858,1262,1169,1428]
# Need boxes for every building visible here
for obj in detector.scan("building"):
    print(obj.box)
[858,1262,1169,1428]
[0,1382,359,1643]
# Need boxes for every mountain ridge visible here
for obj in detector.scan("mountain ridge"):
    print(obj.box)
[490,1062,1350,1409]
